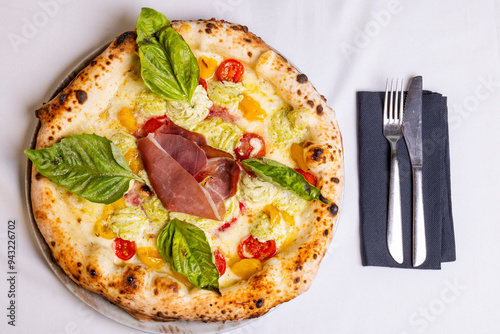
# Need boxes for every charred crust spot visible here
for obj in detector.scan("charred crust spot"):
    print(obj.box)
[295,265,303,271]
[105,61,111,65]
[307,100,315,108]
[297,89,302,96]
[249,306,254,310]
[247,51,252,57]
[242,26,249,33]
[294,277,300,283]
[59,94,67,105]
[323,229,329,236]
[221,310,226,314]
[127,276,134,283]
[140,185,153,196]
[206,22,215,28]
[205,28,212,34]
[35,173,42,180]
[154,289,159,295]
[321,95,327,102]
[109,54,114,59]
[316,216,321,222]
[331,177,340,183]
[231,25,240,30]
[316,105,324,115]
[328,203,339,216]
[77,262,82,267]
[48,136,54,141]
[77,218,82,223]
[68,118,72,122]
[90,60,97,66]
[157,312,163,317]
[90,269,97,277]
[114,31,136,46]
[75,90,87,104]
[313,253,318,259]
[297,73,308,83]
[312,148,324,161]
[50,241,55,247]
[244,38,252,43]
[255,298,264,308]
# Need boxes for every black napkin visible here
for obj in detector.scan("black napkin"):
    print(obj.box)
[358,90,455,269]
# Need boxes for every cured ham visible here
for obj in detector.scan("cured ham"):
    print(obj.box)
[137,134,223,221]
[155,117,207,146]
[195,158,240,200]
[154,133,207,176]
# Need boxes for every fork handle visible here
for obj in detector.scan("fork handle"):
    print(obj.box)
[387,148,404,264]
[412,167,426,267]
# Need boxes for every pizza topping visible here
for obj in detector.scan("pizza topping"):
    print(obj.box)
[157,218,221,294]
[230,258,262,280]
[250,205,294,247]
[198,56,218,79]
[124,148,144,175]
[136,247,165,269]
[238,94,267,121]
[290,142,309,172]
[191,117,243,154]
[109,206,149,242]
[25,134,143,204]
[213,249,226,275]
[136,8,200,104]
[237,235,276,261]
[241,158,329,204]
[200,145,234,159]
[269,106,307,147]
[137,134,223,221]
[207,105,236,122]
[117,107,139,132]
[142,196,169,225]
[294,169,317,187]
[152,116,207,146]
[234,133,266,160]
[164,85,212,129]
[199,78,208,91]
[216,59,245,83]
[208,81,245,110]
[195,157,240,199]
[112,238,137,261]
[154,133,207,176]
[94,219,117,240]
[135,90,168,118]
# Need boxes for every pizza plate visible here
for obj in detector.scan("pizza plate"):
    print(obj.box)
[24,41,260,334]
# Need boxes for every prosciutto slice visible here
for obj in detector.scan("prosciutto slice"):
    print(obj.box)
[155,118,207,146]
[155,133,207,176]
[137,134,223,221]
[195,158,240,200]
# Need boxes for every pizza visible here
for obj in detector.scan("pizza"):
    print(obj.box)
[26,8,343,322]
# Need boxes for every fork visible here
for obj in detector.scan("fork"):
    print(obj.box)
[383,78,404,264]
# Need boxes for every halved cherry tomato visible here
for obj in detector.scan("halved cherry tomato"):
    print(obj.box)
[295,169,317,187]
[141,115,167,135]
[234,133,266,160]
[218,217,237,233]
[199,77,208,91]
[237,235,276,261]
[216,59,245,83]
[112,238,137,261]
[214,250,226,276]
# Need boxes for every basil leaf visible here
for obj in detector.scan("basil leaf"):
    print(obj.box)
[25,134,142,204]
[136,8,170,44]
[241,158,330,204]
[157,219,220,295]
[136,8,200,104]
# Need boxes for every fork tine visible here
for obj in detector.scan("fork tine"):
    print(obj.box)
[383,79,389,122]
[398,79,404,123]
[394,79,399,121]
[389,79,395,120]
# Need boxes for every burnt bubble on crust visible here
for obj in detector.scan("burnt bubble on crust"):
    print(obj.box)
[75,90,87,104]
[58,93,67,105]
[312,148,324,161]
[316,105,324,115]
[296,73,308,83]
[114,31,137,46]
[328,203,339,216]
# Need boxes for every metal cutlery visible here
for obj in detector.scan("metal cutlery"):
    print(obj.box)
[383,79,404,264]
[402,76,426,267]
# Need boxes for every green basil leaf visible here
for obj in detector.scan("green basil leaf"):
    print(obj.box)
[136,7,170,44]
[136,8,199,104]
[157,219,220,295]
[25,134,142,204]
[241,158,330,204]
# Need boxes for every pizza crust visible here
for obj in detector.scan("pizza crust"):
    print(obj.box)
[30,20,343,322]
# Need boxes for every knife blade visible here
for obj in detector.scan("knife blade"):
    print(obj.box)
[402,76,426,267]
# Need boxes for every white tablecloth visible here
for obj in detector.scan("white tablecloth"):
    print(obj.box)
[1,0,499,333]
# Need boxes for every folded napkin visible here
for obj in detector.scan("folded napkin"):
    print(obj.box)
[358,90,455,269]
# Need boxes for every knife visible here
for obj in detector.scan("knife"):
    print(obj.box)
[402,76,426,267]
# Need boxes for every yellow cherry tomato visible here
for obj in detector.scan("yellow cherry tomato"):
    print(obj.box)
[117,107,138,132]
[198,57,218,79]
[230,258,262,279]
[136,247,165,269]
[124,148,143,175]
[290,142,309,171]
[239,95,267,121]
[94,219,116,240]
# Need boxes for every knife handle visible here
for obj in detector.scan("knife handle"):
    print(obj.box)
[387,149,403,264]
[412,167,426,267]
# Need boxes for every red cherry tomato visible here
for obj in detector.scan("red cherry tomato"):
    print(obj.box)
[214,250,226,275]
[237,235,276,261]
[218,217,237,233]
[112,238,137,261]
[295,169,317,187]
[216,59,245,83]
[199,78,208,91]
[234,133,266,160]
[142,115,167,135]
